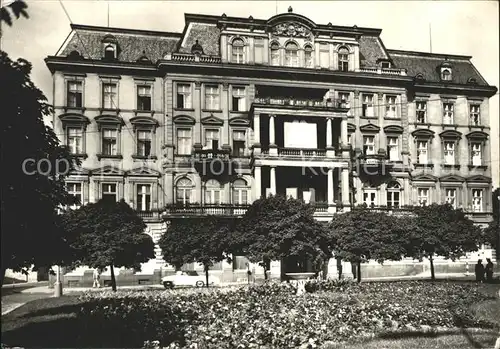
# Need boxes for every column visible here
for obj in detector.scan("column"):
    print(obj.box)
[326,118,332,148]
[222,83,230,150]
[269,114,277,155]
[341,116,349,159]
[327,168,334,213]
[270,166,276,196]
[254,166,262,199]
[341,168,350,208]
[253,113,261,155]
[194,82,202,147]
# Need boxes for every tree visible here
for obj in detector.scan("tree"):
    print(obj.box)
[483,219,499,261]
[232,195,331,279]
[61,199,154,291]
[405,203,482,280]
[1,0,28,28]
[158,216,233,287]
[0,50,78,286]
[328,206,408,282]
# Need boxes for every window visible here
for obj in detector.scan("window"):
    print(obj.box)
[363,189,377,207]
[205,129,220,150]
[67,81,83,108]
[176,178,192,205]
[362,94,374,117]
[441,69,451,81]
[177,128,192,155]
[319,43,329,68]
[176,84,192,109]
[472,189,483,212]
[204,85,220,110]
[205,179,221,204]
[386,182,400,208]
[254,38,264,64]
[232,179,248,205]
[363,136,375,155]
[443,103,454,124]
[385,95,397,118]
[102,129,118,156]
[136,184,151,211]
[387,137,399,161]
[232,130,246,156]
[67,182,82,209]
[137,85,151,111]
[137,130,152,157]
[104,45,115,60]
[417,141,428,164]
[231,38,245,64]
[470,105,480,126]
[381,61,391,69]
[102,83,117,109]
[418,188,429,206]
[67,127,83,154]
[285,42,299,67]
[445,188,457,208]
[444,141,455,165]
[102,183,117,203]
[416,101,427,123]
[338,46,349,72]
[471,143,482,166]
[304,45,313,68]
[270,42,280,66]
[339,92,350,108]
[232,87,246,111]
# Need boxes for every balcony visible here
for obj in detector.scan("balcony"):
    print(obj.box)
[135,210,161,222]
[193,148,236,178]
[252,97,349,111]
[357,67,407,76]
[163,204,250,217]
[163,53,222,64]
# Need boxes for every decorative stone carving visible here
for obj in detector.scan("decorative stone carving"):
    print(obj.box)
[271,22,312,39]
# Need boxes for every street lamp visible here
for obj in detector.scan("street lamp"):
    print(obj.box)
[54,265,63,297]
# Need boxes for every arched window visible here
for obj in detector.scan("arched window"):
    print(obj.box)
[104,44,116,60]
[441,68,451,81]
[304,45,313,68]
[231,38,245,64]
[176,178,193,205]
[205,179,221,204]
[338,46,349,72]
[270,42,280,66]
[232,179,249,205]
[285,42,299,67]
[386,182,401,208]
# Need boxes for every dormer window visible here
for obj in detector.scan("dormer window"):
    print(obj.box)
[467,77,478,85]
[441,68,452,81]
[381,61,391,69]
[191,40,204,55]
[304,45,313,68]
[285,42,299,67]
[338,46,349,72]
[104,45,116,60]
[101,34,119,61]
[270,42,280,66]
[231,38,245,64]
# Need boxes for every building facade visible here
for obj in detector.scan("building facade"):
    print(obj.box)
[44,8,497,284]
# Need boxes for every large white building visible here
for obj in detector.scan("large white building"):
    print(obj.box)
[39,8,498,285]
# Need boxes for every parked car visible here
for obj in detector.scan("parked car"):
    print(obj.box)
[161,270,219,289]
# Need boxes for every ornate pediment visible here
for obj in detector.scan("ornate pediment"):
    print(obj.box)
[466,175,491,183]
[439,130,462,139]
[130,116,159,128]
[127,167,161,177]
[59,113,90,125]
[359,123,380,133]
[384,125,404,134]
[229,117,250,126]
[201,115,224,126]
[271,22,313,39]
[172,115,195,125]
[411,129,435,139]
[347,123,356,132]
[92,166,124,176]
[439,175,465,183]
[465,131,488,140]
[412,173,437,182]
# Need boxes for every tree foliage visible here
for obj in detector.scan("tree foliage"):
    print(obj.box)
[0,0,28,28]
[158,216,234,286]
[61,199,154,291]
[483,219,499,259]
[405,203,482,280]
[0,50,78,285]
[328,206,409,282]
[233,195,331,276]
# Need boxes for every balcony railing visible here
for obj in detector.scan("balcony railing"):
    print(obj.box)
[193,148,231,161]
[278,148,327,157]
[163,204,250,216]
[358,67,407,76]
[253,97,349,109]
[163,53,222,64]
[136,210,161,220]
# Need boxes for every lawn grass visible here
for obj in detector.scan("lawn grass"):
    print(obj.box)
[2,282,499,348]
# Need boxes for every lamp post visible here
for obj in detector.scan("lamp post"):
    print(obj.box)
[54,265,63,297]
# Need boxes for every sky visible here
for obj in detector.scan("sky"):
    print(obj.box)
[2,0,499,187]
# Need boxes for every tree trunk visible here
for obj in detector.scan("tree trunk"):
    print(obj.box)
[204,264,209,288]
[110,264,117,292]
[429,255,435,281]
[0,266,6,288]
[357,261,362,283]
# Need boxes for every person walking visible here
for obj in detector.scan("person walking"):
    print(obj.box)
[485,258,494,283]
[475,260,485,282]
[93,268,101,288]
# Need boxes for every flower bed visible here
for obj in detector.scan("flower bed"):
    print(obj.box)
[71,281,498,348]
